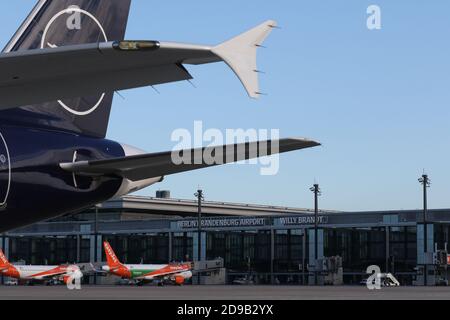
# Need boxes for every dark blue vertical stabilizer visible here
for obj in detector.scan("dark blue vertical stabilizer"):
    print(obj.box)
[0,0,132,138]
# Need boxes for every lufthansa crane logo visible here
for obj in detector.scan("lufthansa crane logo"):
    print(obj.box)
[41,6,108,116]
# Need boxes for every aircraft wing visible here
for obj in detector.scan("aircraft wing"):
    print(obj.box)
[143,270,184,281]
[0,20,276,110]
[60,138,320,182]
[139,266,192,281]
[30,270,70,280]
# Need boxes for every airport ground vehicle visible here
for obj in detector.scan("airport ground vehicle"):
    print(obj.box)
[363,273,401,288]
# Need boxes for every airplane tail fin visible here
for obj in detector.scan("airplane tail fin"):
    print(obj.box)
[0,249,10,268]
[0,0,132,138]
[212,20,277,99]
[103,242,122,269]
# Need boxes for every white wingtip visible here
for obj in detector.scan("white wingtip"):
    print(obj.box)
[212,20,277,99]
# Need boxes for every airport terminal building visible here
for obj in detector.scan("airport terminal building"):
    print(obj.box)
[1,194,450,286]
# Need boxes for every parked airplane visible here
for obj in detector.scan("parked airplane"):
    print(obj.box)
[0,0,320,232]
[102,242,192,286]
[0,249,83,285]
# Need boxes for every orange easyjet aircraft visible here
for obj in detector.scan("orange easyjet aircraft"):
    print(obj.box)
[102,242,192,286]
[0,249,82,285]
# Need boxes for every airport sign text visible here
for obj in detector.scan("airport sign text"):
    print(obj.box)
[177,218,269,230]
[278,216,329,226]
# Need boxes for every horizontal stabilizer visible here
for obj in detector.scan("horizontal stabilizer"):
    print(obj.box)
[60,138,320,182]
[0,19,277,110]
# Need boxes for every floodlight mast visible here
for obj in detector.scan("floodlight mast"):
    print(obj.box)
[310,184,322,286]
[418,174,431,286]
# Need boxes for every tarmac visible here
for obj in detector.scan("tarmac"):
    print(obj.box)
[0,285,450,300]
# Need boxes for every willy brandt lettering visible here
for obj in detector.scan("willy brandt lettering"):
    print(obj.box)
[279,216,329,226]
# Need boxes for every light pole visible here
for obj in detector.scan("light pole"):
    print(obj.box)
[418,174,431,286]
[194,189,204,285]
[310,183,322,285]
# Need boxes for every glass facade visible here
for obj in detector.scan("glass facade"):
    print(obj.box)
[435,224,450,251]
[274,230,306,273]
[102,234,169,264]
[389,227,416,274]
[9,236,78,265]
[2,222,444,285]
[206,231,271,273]
[324,228,386,273]
[172,233,193,262]
[323,227,417,284]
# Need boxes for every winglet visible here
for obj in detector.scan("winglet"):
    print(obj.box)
[212,20,277,99]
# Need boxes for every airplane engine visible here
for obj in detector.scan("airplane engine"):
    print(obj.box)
[175,276,185,285]
[63,275,70,285]
[173,271,193,285]
[113,144,164,198]
[181,271,193,280]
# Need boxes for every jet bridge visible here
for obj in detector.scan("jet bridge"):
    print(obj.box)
[192,259,226,285]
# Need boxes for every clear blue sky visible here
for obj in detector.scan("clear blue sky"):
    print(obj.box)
[2,1,450,211]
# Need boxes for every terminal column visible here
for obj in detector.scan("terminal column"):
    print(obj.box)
[193,233,206,262]
[308,229,324,285]
[90,232,102,285]
[385,226,390,273]
[168,232,173,262]
[270,229,275,284]
[417,224,434,285]
[1,236,9,285]
[92,207,102,285]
